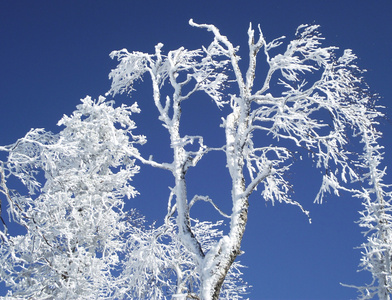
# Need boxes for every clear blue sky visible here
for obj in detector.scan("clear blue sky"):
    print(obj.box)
[0,1,392,299]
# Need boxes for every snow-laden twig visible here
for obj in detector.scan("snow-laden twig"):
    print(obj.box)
[189,195,230,219]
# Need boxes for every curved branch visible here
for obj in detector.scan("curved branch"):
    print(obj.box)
[189,195,230,219]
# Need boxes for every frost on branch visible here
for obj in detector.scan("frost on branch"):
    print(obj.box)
[108,42,229,109]
[0,96,146,299]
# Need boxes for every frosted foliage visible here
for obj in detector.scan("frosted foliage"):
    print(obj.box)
[0,96,146,299]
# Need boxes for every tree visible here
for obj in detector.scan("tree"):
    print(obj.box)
[107,20,391,299]
[0,20,390,299]
[342,99,392,299]
[0,96,147,298]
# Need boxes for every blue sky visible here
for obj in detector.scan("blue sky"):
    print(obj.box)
[1,1,392,299]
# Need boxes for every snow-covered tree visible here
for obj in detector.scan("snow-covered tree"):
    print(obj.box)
[107,20,391,299]
[356,125,392,299]
[0,96,146,298]
[341,98,392,299]
[0,19,390,300]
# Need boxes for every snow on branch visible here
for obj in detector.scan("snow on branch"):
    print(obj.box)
[189,195,230,219]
